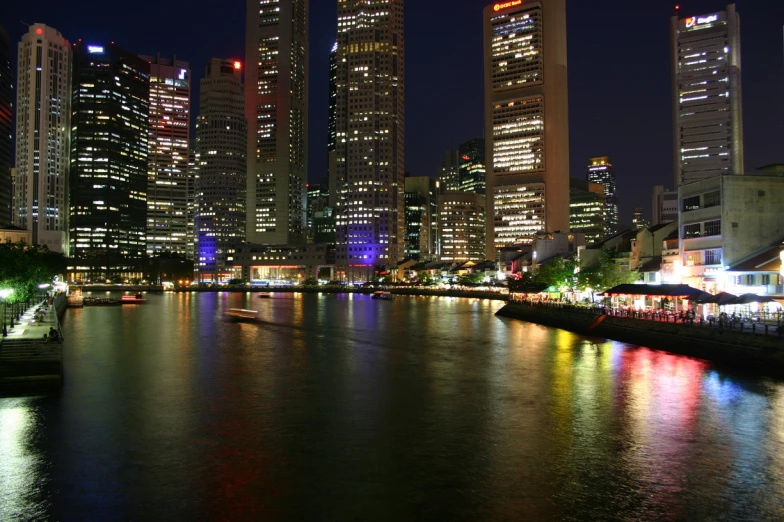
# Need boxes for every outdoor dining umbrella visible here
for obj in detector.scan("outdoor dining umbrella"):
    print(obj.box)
[725,293,776,305]
[706,292,738,305]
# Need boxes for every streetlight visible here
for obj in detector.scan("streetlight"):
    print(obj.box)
[0,289,14,337]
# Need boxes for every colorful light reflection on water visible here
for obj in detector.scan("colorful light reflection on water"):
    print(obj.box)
[1,293,784,520]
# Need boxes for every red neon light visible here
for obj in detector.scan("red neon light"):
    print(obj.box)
[462,155,471,161]
[493,0,522,12]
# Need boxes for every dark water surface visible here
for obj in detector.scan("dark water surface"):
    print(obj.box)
[2,292,784,521]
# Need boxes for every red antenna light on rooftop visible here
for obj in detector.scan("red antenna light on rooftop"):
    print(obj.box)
[35,28,43,35]
[233,61,242,70]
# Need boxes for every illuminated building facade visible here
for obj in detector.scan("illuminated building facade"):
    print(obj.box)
[142,54,191,258]
[334,0,405,279]
[652,185,678,225]
[484,0,569,259]
[327,41,338,208]
[0,26,11,228]
[69,42,149,277]
[194,59,247,283]
[632,208,650,231]
[569,178,606,245]
[437,149,460,194]
[14,24,71,252]
[458,137,486,194]
[306,180,329,243]
[245,0,309,245]
[586,156,618,236]
[492,183,546,249]
[404,176,437,261]
[439,193,485,263]
[671,4,743,186]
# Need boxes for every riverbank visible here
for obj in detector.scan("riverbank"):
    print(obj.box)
[174,286,509,301]
[496,303,784,374]
[0,293,66,397]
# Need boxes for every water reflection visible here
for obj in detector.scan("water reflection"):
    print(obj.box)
[2,294,784,519]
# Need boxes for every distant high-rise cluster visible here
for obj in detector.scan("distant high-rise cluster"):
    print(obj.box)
[483,0,570,259]
[1,0,765,287]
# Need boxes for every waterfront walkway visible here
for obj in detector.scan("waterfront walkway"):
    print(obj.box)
[2,299,63,343]
[508,299,784,338]
[0,299,64,397]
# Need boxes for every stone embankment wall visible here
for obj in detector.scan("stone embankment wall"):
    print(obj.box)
[496,303,784,373]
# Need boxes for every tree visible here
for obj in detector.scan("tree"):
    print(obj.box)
[0,241,66,304]
[417,272,435,286]
[302,277,318,287]
[457,272,485,286]
[532,257,578,291]
[577,247,639,292]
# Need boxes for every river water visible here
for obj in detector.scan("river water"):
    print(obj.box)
[1,292,784,520]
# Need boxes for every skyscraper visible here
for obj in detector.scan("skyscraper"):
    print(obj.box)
[569,178,606,245]
[632,208,650,231]
[586,156,618,236]
[194,59,247,283]
[13,24,71,252]
[437,149,460,194]
[672,4,743,186]
[439,193,486,263]
[69,42,149,279]
[245,0,309,245]
[334,0,405,280]
[327,41,338,208]
[458,137,486,194]
[0,25,12,229]
[404,176,437,261]
[142,54,191,258]
[484,0,570,260]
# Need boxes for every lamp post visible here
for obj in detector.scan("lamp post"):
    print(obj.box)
[1,289,14,337]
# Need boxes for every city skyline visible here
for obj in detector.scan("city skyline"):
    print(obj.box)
[3,0,784,226]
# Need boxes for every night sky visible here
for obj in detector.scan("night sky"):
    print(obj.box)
[4,0,784,224]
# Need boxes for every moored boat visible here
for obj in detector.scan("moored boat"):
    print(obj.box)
[121,293,146,304]
[371,291,395,300]
[258,293,272,299]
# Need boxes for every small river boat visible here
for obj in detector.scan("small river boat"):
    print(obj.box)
[371,291,395,301]
[225,308,260,322]
[121,293,146,304]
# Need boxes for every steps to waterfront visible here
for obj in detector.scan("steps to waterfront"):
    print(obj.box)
[0,296,65,397]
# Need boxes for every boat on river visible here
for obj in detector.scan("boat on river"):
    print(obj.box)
[258,293,272,299]
[83,297,122,306]
[371,291,395,301]
[225,308,260,322]
[121,293,146,304]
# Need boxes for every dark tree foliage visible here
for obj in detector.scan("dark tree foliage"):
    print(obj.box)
[0,241,66,303]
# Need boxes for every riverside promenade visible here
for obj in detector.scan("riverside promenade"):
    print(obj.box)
[497,302,784,374]
[0,294,66,396]
[174,286,510,301]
